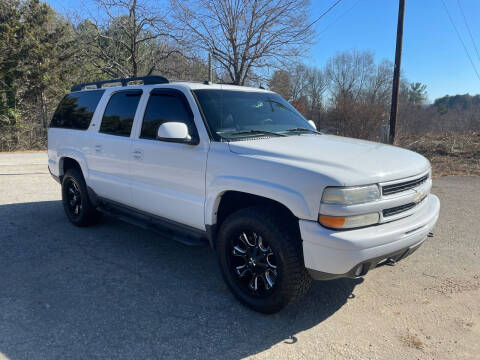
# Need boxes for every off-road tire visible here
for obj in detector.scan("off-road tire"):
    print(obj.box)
[61,168,100,226]
[217,206,311,314]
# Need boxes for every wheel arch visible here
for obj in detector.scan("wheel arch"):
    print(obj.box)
[206,176,312,226]
[206,188,304,249]
[57,149,89,183]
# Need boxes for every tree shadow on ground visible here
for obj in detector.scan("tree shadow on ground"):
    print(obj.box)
[0,200,362,360]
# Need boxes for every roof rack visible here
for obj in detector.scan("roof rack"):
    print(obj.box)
[70,75,169,92]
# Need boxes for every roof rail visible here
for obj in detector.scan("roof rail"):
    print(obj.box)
[70,75,169,92]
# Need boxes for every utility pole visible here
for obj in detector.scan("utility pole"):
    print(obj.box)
[389,0,406,144]
[208,52,213,82]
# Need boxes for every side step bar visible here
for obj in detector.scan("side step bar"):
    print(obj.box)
[96,199,208,247]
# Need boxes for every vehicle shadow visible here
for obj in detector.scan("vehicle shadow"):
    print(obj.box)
[0,200,362,360]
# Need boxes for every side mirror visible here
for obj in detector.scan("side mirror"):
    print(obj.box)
[157,122,192,143]
[308,120,317,130]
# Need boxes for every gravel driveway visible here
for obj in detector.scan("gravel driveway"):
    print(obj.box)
[0,152,478,360]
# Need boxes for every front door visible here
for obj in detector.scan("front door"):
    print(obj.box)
[130,88,208,230]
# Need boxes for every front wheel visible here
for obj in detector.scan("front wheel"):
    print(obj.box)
[217,207,311,314]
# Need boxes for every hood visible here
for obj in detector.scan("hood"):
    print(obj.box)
[228,134,430,186]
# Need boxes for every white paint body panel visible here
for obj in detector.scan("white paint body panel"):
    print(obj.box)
[227,135,430,186]
[301,194,440,274]
[126,86,209,230]
[86,132,133,205]
[129,138,208,229]
[48,81,440,277]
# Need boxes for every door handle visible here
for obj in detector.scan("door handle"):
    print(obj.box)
[94,144,102,152]
[132,149,143,160]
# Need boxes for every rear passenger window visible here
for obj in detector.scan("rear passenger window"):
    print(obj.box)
[140,91,194,140]
[100,90,142,137]
[50,90,105,130]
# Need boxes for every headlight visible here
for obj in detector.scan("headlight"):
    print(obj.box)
[321,185,380,205]
[319,213,379,229]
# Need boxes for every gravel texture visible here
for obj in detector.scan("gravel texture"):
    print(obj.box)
[0,152,478,360]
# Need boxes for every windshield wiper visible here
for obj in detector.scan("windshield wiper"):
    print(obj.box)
[284,127,321,134]
[229,129,287,137]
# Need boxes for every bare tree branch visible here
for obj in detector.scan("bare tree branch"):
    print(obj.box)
[170,0,313,85]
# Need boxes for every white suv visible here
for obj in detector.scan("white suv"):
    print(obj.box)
[48,76,440,313]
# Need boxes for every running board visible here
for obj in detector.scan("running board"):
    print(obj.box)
[97,200,208,247]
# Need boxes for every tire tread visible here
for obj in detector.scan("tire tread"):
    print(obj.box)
[217,206,311,313]
[62,168,100,227]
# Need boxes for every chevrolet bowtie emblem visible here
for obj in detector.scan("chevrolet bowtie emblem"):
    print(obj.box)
[413,189,425,203]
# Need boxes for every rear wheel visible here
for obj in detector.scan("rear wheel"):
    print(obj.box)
[217,207,311,314]
[61,169,100,226]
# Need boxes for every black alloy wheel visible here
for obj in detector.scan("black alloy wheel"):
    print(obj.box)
[228,231,278,297]
[217,207,311,314]
[65,178,82,219]
[61,168,99,226]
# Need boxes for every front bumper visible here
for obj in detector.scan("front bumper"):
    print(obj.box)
[300,194,440,280]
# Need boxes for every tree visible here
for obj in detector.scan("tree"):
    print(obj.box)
[269,63,327,128]
[325,50,376,137]
[326,50,376,104]
[170,0,313,85]
[304,66,327,123]
[322,50,395,139]
[20,1,76,129]
[408,82,427,106]
[289,64,310,102]
[77,0,175,78]
[433,93,479,111]
[0,0,24,123]
[269,70,291,100]
[0,0,75,150]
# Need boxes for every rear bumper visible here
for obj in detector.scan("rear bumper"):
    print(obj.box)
[300,194,440,279]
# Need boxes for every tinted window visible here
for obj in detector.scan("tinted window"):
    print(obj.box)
[193,90,313,140]
[140,92,194,140]
[50,90,105,130]
[100,90,142,137]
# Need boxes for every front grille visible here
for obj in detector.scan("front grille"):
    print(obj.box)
[382,174,428,196]
[383,202,416,217]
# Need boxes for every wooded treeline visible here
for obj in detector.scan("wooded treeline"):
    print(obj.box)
[1,0,478,151]
[268,52,480,141]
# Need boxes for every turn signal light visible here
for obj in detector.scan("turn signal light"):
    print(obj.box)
[319,212,380,229]
[318,215,346,228]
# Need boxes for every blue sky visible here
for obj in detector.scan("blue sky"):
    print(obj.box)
[309,0,480,101]
[47,0,480,102]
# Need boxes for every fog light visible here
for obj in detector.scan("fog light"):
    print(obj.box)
[319,212,380,229]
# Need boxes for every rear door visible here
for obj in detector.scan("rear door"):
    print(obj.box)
[87,89,142,206]
[130,88,209,230]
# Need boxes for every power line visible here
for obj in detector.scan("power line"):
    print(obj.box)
[456,0,480,64]
[304,0,344,33]
[319,0,362,36]
[441,0,480,82]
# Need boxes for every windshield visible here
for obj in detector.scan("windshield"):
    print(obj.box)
[193,89,317,141]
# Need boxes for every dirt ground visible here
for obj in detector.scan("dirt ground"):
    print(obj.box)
[398,131,480,177]
[0,152,479,360]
